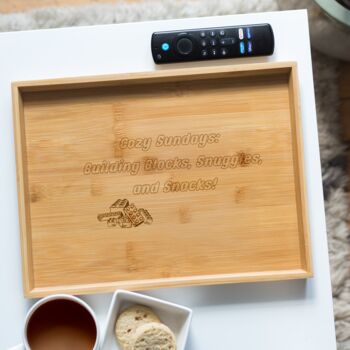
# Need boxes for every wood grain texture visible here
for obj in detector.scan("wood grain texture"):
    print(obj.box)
[12,62,312,298]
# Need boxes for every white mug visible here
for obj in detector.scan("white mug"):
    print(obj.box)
[16,294,100,350]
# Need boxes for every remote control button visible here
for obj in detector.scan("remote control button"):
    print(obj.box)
[219,30,226,36]
[239,28,244,40]
[209,30,216,37]
[200,31,206,38]
[220,38,236,46]
[161,42,170,51]
[211,48,218,56]
[246,27,252,39]
[248,41,253,53]
[176,37,193,55]
[210,39,217,46]
[201,49,208,57]
[221,48,228,56]
[239,41,245,54]
[200,39,207,47]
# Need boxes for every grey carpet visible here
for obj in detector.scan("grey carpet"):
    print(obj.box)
[1,0,349,348]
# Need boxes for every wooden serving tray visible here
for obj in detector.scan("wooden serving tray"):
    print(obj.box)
[12,62,312,298]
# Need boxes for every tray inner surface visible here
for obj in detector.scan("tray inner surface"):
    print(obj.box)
[14,64,311,297]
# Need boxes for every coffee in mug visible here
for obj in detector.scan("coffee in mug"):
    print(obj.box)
[23,294,99,350]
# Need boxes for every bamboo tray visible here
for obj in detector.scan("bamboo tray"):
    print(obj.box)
[12,62,312,298]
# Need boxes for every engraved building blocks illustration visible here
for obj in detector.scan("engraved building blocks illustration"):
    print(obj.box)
[97,199,153,229]
[118,215,133,228]
[110,199,129,211]
[139,208,153,225]
[97,211,123,222]
[123,203,144,227]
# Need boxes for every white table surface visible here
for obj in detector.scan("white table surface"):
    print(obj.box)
[0,10,336,350]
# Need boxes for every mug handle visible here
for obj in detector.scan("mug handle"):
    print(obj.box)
[8,344,24,350]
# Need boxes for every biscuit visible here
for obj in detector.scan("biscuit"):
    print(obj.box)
[131,322,176,350]
[138,208,153,225]
[123,204,144,227]
[115,305,160,350]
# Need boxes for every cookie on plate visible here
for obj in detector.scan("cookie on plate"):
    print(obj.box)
[115,305,160,349]
[131,322,176,350]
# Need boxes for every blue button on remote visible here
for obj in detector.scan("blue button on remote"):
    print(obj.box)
[161,42,170,51]
[240,41,245,54]
[246,27,252,39]
[248,41,253,53]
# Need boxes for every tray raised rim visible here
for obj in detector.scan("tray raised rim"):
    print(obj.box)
[12,61,312,298]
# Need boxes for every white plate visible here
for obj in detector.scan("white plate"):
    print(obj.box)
[8,345,24,350]
[101,290,192,350]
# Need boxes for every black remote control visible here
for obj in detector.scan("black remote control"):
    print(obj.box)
[151,24,274,64]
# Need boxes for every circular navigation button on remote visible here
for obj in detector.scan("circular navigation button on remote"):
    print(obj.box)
[200,31,206,38]
[176,37,193,55]
[200,39,207,47]
[219,30,226,36]
[209,30,216,37]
